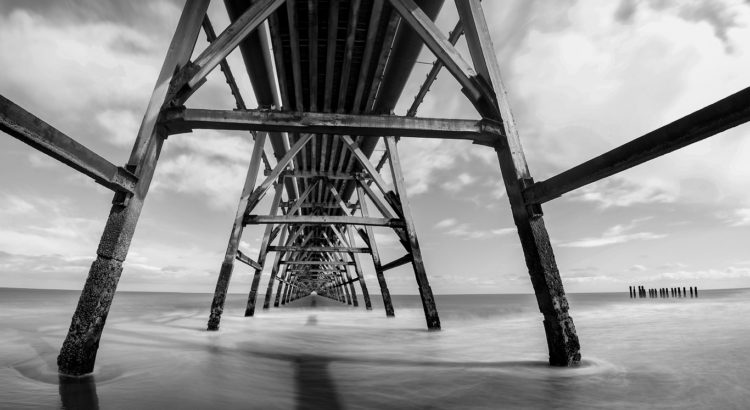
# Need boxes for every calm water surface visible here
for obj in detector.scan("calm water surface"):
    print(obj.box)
[1,288,749,409]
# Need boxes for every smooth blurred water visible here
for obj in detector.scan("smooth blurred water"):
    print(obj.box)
[1,288,749,409]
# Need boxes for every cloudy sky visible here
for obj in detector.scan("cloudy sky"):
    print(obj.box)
[1,0,750,295]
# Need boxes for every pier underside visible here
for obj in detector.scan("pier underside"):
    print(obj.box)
[2,0,749,377]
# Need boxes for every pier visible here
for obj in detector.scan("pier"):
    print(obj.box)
[2,0,749,377]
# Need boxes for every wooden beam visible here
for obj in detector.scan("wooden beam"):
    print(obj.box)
[246,183,285,316]
[57,0,210,377]
[209,129,268,329]
[163,108,502,143]
[308,0,319,111]
[286,0,305,111]
[244,133,312,213]
[236,249,263,270]
[352,0,385,111]
[0,95,137,194]
[281,260,354,266]
[456,0,579,365]
[341,135,393,195]
[245,215,405,227]
[200,16,272,173]
[523,86,750,204]
[336,0,362,112]
[356,183,394,316]
[385,136,440,329]
[381,253,413,271]
[281,170,359,180]
[268,246,371,253]
[387,0,483,102]
[407,19,463,117]
[176,0,286,95]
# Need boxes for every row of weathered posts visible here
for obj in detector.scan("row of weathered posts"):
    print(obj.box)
[1,0,749,377]
[630,286,699,298]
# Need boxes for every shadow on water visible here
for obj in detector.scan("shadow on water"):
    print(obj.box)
[59,374,99,410]
[294,355,342,410]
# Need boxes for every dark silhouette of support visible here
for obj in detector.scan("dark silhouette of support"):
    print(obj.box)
[245,183,284,316]
[385,136,439,329]
[207,130,268,330]
[56,0,210,376]
[263,228,287,309]
[356,183,395,317]
[274,265,289,307]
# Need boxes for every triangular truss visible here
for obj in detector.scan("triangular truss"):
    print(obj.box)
[4,0,748,377]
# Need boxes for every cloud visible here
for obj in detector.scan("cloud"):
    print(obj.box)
[653,266,750,281]
[565,177,677,209]
[722,208,750,227]
[434,218,457,229]
[435,220,516,241]
[560,218,667,248]
[441,173,477,193]
[153,130,255,210]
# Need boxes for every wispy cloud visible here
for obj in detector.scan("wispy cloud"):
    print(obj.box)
[565,177,676,209]
[434,218,457,229]
[441,173,477,193]
[560,218,666,248]
[721,208,750,227]
[434,219,516,241]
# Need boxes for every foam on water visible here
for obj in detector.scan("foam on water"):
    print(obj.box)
[1,288,749,409]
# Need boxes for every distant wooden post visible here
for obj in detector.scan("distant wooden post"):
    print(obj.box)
[56,0,210,376]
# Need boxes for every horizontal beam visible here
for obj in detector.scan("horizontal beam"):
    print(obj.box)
[268,246,371,254]
[287,269,342,274]
[162,108,502,143]
[281,260,354,266]
[244,215,405,227]
[0,95,137,193]
[523,86,750,204]
[280,170,359,180]
[236,250,262,270]
[335,277,360,287]
[381,253,413,271]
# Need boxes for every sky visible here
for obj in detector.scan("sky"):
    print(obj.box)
[1,0,750,295]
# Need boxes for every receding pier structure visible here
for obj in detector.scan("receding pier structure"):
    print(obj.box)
[2,0,749,376]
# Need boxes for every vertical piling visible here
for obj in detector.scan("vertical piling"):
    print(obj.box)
[57,0,210,376]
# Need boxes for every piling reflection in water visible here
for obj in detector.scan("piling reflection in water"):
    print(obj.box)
[59,374,99,410]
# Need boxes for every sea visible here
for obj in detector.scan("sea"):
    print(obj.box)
[1,287,749,409]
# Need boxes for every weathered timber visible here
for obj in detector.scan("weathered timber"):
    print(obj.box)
[457,0,580,365]
[268,246,371,253]
[0,95,137,194]
[523,86,750,204]
[281,260,355,266]
[245,183,284,317]
[262,226,287,309]
[381,253,413,271]
[244,215,405,227]
[385,136,439,329]
[346,226,372,310]
[162,108,502,143]
[387,0,485,103]
[357,184,394,316]
[235,250,263,270]
[56,0,210,376]
[207,123,268,329]
[172,0,286,98]
[281,170,359,180]
[407,19,463,117]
